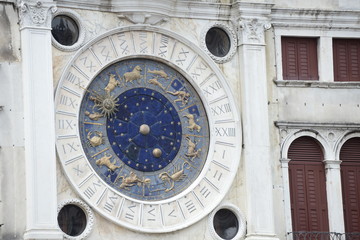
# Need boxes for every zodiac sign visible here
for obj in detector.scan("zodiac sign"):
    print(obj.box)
[147,69,169,79]
[89,93,119,118]
[104,73,120,93]
[185,137,201,161]
[116,172,151,190]
[159,162,190,192]
[96,153,121,171]
[85,111,103,121]
[183,113,201,132]
[123,65,142,83]
[87,131,104,147]
[167,90,190,107]
[148,77,165,90]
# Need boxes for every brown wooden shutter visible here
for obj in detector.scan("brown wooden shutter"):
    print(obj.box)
[340,137,360,232]
[282,37,319,80]
[333,39,360,81]
[288,136,329,232]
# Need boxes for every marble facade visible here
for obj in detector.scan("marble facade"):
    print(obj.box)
[0,0,360,239]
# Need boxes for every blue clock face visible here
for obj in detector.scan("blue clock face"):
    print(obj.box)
[79,59,209,201]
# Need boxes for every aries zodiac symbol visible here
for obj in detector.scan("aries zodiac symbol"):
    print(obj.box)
[123,65,142,83]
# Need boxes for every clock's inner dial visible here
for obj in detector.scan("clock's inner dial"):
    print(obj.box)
[79,59,210,201]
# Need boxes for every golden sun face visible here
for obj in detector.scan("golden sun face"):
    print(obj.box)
[90,93,119,118]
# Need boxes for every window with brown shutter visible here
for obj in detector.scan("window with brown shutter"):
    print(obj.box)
[340,137,360,233]
[288,136,329,232]
[333,39,360,82]
[282,37,319,80]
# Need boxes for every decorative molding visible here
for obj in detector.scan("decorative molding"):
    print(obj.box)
[18,1,57,29]
[234,18,271,45]
[118,12,169,25]
[275,121,360,160]
[200,22,237,63]
[51,8,86,52]
[57,199,94,240]
[323,159,342,170]
[207,202,246,240]
[272,8,360,30]
[274,80,360,89]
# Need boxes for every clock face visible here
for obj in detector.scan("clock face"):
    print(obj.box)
[55,27,241,233]
[78,58,209,201]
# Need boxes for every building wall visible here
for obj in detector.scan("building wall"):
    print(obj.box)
[0,0,360,239]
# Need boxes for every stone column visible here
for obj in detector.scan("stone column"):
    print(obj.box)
[323,160,345,234]
[18,1,63,239]
[235,9,279,240]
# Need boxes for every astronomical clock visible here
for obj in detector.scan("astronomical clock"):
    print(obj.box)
[54,26,241,232]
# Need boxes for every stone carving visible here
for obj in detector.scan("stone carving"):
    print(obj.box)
[87,131,104,147]
[236,18,271,44]
[18,1,57,28]
[148,69,169,79]
[85,111,103,121]
[117,172,151,190]
[105,74,120,93]
[201,22,238,63]
[90,92,119,118]
[159,162,190,192]
[167,90,190,107]
[118,13,169,25]
[123,65,142,83]
[148,77,165,90]
[184,114,201,132]
[96,153,121,172]
[185,137,201,161]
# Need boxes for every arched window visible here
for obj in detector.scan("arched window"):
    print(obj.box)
[340,137,360,233]
[288,136,329,232]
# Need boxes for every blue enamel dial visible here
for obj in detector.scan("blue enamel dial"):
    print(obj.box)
[106,88,182,172]
[79,59,209,201]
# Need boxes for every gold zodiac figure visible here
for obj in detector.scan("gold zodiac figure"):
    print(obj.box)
[147,69,169,79]
[159,162,190,192]
[87,131,104,147]
[185,137,201,161]
[183,113,201,132]
[85,111,103,121]
[148,77,165,90]
[117,172,151,190]
[96,153,121,171]
[104,74,120,93]
[167,90,190,107]
[123,65,142,83]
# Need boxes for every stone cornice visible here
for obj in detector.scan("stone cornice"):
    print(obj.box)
[275,121,360,130]
[271,8,360,30]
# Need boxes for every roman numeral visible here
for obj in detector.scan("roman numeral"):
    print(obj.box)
[203,80,222,96]
[58,119,74,129]
[79,56,95,72]
[59,95,77,108]
[118,33,129,55]
[62,142,78,154]
[104,202,114,213]
[200,186,211,198]
[191,61,207,80]
[83,181,101,199]
[147,207,156,221]
[213,170,222,181]
[185,200,196,213]
[139,32,148,54]
[211,103,231,116]
[215,127,235,137]
[73,165,83,176]
[158,35,169,57]
[66,72,78,84]
[176,47,189,66]
[100,45,111,61]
